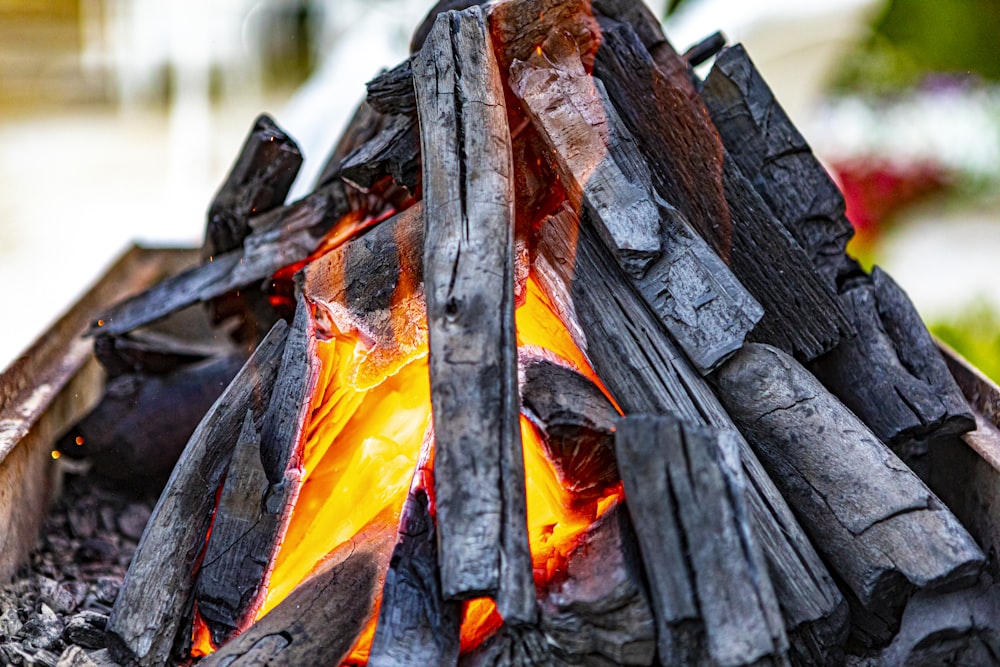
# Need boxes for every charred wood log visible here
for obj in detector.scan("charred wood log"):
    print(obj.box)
[368,486,463,667]
[509,29,762,375]
[683,31,726,68]
[413,6,534,621]
[366,59,416,117]
[203,114,302,260]
[313,100,386,191]
[616,415,789,667]
[593,17,731,261]
[339,114,420,193]
[534,207,848,664]
[714,343,985,647]
[93,328,228,378]
[197,525,395,667]
[810,269,975,452]
[106,321,289,667]
[700,45,855,289]
[520,357,619,506]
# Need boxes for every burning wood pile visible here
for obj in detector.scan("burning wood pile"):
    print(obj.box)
[55,0,1000,665]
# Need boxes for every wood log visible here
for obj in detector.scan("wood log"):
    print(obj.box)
[313,100,386,191]
[538,504,656,666]
[590,18,850,361]
[203,114,302,259]
[592,17,731,261]
[508,30,762,375]
[197,524,395,667]
[519,357,619,506]
[615,415,789,666]
[810,268,975,452]
[368,486,463,667]
[713,343,985,647]
[339,114,420,193]
[366,59,415,117]
[413,6,533,622]
[700,45,855,288]
[106,321,289,667]
[534,207,848,664]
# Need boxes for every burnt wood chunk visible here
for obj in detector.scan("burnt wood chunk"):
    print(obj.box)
[193,412,271,646]
[106,321,289,667]
[722,155,854,360]
[197,525,395,667]
[509,33,762,375]
[534,207,848,664]
[368,487,462,667]
[700,45,855,288]
[413,7,533,621]
[538,504,656,665]
[313,100,386,190]
[593,18,731,261]
[366,59,416,117]
[616,415,789,666]
[204,114,302,259]
[339,114,420,193]
[810,269,975,451]
[714,343,985,647]
[520,357,619,505]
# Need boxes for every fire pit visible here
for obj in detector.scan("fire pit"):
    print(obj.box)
[5,0,1000,665]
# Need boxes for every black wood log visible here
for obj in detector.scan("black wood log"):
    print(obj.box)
[534,207,848,664]
[106,321,289,667]
[700,45,855,289]
[339,114,420,193]
[203,114,302,259]
[197,525,395,667]
[714,343,985,647]
[368,486,463,667]
[366,59,416,117]
[616,415,789,666]
[313,100,386,191]
[413,6,533,622]
[508,29,762,375]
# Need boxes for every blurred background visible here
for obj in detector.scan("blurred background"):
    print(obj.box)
[1,0,998,379]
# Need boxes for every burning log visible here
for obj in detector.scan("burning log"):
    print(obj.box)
[413,7,534,620]
[534,206,849,664]
[106,321,289,667]
[615,415,788,666]
[520,357,619,505]
[713,343,985,646]
[197,524,395,667]
[339,114,420,194]
[203,114,303,260]
[507,23,763,375]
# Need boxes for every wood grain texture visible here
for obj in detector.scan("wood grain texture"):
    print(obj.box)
[413,6,533,621]
[714,343,985,647]
[616,415,789,667]
[106,321,289,667]
[509,31,761,375]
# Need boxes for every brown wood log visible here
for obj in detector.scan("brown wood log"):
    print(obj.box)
[616,415,789,667]
[413,6,533,622]
[203,114,302,259]
[534,207,848,664]
[508,30,762,375]
[700,45,855,288]
[520,357,619,506]
[714,343,985,647]
[197,524,395,667]
[106,321,289,667]
[368,486,463,667]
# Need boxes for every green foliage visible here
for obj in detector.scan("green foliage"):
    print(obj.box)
[930,302,1000,383]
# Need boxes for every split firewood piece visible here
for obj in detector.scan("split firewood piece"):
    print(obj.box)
[714,343,986,647]
[534,207,849,664]
[591,19,850,361]
[593,17,731,261]
[616,415,789,667]
[106,320,289,667]
[519,357,619,506]
[509,30,762,375]
[811,269,976,452]
[538,504,656,666]
[368,486,463,667]
[366,58,415,117]
[197,523,395,667]
[700,45,855,288]
[313,100,387,190]
[339,114,420,193]
[413,7,534,622]
[203,114,303,260]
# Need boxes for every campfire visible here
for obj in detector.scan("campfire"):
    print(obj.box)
[33,0,1000,665]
